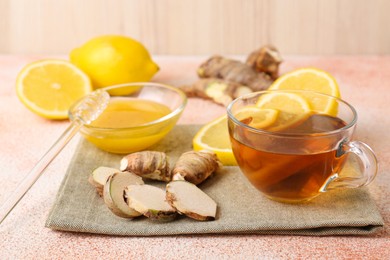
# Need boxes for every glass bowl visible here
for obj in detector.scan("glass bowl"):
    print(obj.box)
[69,82,187,154]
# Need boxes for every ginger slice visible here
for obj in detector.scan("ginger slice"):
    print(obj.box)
[166,181,217,221]
[103,171,144,218]
[120,151,171,182]
[125,184,177,222]
[88,166,120,196]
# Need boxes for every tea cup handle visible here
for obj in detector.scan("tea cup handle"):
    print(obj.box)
[321,141,378,192]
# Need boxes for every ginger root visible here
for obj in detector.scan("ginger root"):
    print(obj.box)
[246,45,282,80]
[180,78,252,107]
[120,151,171,182]
[172,150,222,185]
[91,149,222,222]
[197,55,273,92]
[180,45,282,107]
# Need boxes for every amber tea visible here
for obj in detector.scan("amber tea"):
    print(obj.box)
[228,90,378,203]
[230,114,349,202]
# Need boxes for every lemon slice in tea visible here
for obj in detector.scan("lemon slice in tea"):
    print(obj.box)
[233,106,279,129]
[256,92,312,132]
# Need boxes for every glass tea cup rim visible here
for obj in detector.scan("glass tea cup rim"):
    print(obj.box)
[226,89,358,137]
[68,82,187,132]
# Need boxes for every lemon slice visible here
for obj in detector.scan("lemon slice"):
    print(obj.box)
[268,68,340,115]
[233,106,279,129]
[16,59,92,119]
[193,115,237,166]
[256,92,311,131]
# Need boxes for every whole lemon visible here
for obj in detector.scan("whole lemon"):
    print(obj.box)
[70,35,159,89]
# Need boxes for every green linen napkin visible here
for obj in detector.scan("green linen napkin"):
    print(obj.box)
[45,125,384,236]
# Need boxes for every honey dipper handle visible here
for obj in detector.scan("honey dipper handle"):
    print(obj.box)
[0,89,109,225]
[0,122,82,225]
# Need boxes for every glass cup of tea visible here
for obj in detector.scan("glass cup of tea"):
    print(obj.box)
[227,90,378,203]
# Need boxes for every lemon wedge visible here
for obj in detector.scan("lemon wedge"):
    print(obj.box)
[256,92,311,131]
[193,115,237,166]
[16,59,92,119]
[268,67,340,115]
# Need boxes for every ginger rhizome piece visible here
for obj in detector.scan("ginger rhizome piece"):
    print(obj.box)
[172,150,222,185]
[197,55,273,92]
[180,78,252,107]
[246,45,282,80]
[120,151,171,182]
[180,45,282,107]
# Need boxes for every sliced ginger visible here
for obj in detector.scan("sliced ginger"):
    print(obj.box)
[103,171,144,218]
[88,166,121,196]
[166,181,217,221]
[125,184,177,222]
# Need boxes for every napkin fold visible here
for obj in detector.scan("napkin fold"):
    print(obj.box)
[45,125,384,236]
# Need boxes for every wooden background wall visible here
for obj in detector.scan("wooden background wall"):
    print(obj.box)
[0,0,389,55]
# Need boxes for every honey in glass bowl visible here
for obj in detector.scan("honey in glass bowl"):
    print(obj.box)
[70,83,187,154]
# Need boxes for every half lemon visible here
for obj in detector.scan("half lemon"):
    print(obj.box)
[16,59,92,119]
[268,67,340,115]
[193,115,237,166]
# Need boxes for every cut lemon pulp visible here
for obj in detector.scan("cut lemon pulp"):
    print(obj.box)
[193,115,237,166]
[268,67,340,115]
[233,106,279,129]
[256,92,312,131]
[16,59,92,119]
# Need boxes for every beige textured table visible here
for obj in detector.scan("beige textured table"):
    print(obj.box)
[0,55,389,259]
